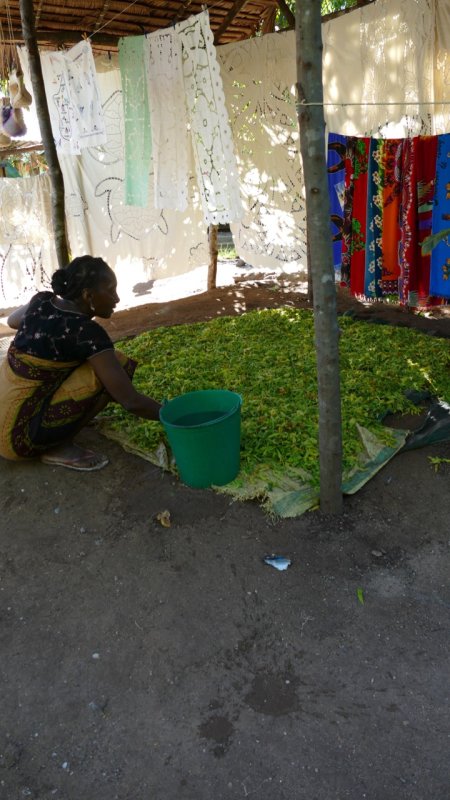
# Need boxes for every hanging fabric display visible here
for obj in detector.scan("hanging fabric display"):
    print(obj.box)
[380,139,402,296]
[0,173,57,304]
[58,57,209,307]
[349,137,370,298]
[144,28,190,212]
[40,40,107,155]
[430,133,450,298]
[364,138,384,299]
[398,137,418,305]
[118,35,152,207]
[340,137,355,286]
[176,10,243,224]
[326,133,347,275]
[219,31,307,273]
[326,131,450,307]
[415,135,439,306]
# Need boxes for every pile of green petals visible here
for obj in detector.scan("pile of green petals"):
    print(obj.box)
[102,308,450,486]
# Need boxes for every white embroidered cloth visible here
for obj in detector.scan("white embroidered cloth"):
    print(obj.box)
[218,32,307,272]
[144,28,190,211]
[0,56,209,308]
[176,10,243,224]
[0,173,57,305]
[39,40,107,155]
[59,59,209,309]
[322,0,437,137]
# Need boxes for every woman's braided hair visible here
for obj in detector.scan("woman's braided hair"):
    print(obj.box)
[51,256,112,300]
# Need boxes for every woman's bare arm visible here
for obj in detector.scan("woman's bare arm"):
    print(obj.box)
[89,349,161,420]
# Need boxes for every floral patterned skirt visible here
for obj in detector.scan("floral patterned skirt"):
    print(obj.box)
[0,345,135,460]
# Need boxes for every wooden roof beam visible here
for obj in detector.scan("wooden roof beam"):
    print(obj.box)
[5,27,120,47]
[213,0,250,44]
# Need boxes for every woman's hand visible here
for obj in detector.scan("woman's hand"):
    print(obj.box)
[89,349,161,420]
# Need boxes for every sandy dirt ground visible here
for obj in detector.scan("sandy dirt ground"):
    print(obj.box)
[0,277,449,800]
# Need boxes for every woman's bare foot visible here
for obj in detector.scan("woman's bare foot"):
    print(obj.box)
[40,442,109,472]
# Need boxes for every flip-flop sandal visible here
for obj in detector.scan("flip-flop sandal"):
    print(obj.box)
[41,451,109,472]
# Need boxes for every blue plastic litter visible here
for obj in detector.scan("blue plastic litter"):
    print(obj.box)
[263,555,292,571]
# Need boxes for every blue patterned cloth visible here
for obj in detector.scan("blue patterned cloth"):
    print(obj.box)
[430,134,450,298]
[327,133,347,274]
[364,139,383,299]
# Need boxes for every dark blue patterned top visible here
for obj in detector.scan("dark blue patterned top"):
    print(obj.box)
[13,291,114,362]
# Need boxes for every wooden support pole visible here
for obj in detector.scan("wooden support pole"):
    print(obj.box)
[20,0,70,268]
[207,224,218,290]
[296,0,343,514]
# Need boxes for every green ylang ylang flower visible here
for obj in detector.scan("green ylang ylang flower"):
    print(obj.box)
[102,309,450,486]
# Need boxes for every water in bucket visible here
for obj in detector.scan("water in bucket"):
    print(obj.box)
[159,389,242,489]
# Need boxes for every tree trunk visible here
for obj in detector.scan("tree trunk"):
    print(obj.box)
[296,0,343,513]
[19,0,70,268]
[207,224,218,290]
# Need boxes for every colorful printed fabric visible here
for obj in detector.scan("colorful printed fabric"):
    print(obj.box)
[0,346,136,460]
[331,133,449,305]
[430,133,450,298]
[349,137,370,298]
[326,133,347,274]
[365,138,384,299]
[415,135,439,307]
[340,137,356,285]
[118,35,152,207]
[398,137,418,305]
[380,139,403,295]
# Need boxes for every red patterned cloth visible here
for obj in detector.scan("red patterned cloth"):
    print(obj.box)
[380,139,403,295]
[415,135,441,308]
[349,137,370,297]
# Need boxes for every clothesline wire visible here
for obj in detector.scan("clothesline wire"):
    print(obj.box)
[297,100,450,107]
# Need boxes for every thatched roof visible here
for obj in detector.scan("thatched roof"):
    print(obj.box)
[0,0,376,63]
[0,0,286,57]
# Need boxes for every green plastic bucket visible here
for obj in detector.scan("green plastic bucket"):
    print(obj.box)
[159,389,242,488]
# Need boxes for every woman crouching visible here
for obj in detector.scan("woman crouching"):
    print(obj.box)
[0,255,161,471]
